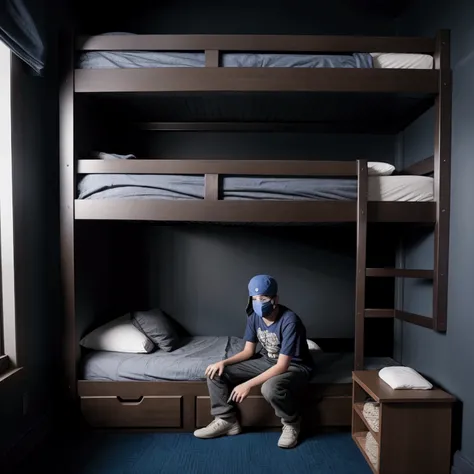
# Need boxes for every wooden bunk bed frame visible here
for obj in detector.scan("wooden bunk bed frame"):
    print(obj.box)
[60,30,451,432]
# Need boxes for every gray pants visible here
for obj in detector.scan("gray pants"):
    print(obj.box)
[207,354,310,424]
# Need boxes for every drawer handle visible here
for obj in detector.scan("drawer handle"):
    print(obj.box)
[117,396,144,406]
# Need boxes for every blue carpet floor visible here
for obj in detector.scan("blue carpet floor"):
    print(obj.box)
[20,431,372,474]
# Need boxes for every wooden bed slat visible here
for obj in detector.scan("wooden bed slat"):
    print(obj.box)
[76,34,435,54]
[134,121,425,134]
[364,309,395,318]
[136,122,336,132]
[366,268,434,279]
[74,200,436,223]
[367,201,435,222]
[394,310,434,329]
[77,159,358,176]
[74,68,438,94]
[75,200,356,222]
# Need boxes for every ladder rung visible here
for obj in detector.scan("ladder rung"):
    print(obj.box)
[364,309,395,318]
[394,310,434,329]
[366,268,434,279]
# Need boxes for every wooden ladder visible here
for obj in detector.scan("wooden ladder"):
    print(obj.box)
[354,160,441,371]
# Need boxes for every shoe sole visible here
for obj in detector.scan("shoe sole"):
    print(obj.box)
[227,426,242,436]
[278,440,298,449]
[194,426,242,439]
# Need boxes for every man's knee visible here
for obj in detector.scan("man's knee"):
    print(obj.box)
[261,378,278,402]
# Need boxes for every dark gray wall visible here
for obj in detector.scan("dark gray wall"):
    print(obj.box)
[75,0,397,35]
[144,223,398,341]
[132,132,396,162]
[145,225,356,338]
[397,0,474,465]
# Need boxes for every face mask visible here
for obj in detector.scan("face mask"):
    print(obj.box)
[252,299,274,318]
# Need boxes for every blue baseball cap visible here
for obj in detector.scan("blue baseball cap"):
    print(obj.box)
[248,274,278,297]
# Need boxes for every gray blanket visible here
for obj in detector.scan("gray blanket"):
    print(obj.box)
[82,336,232,382]
[77,174,358,201]
[78,51,373,70]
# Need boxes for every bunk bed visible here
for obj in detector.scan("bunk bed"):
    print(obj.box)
[60,30,451,432]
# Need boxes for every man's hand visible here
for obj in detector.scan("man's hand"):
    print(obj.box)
[205,361,226,379]
[229,383,251,403]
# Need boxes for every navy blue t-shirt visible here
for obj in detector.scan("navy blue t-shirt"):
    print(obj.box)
[244,305,313,373]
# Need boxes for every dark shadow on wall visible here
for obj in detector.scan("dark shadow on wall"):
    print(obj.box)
[73,0,398,35]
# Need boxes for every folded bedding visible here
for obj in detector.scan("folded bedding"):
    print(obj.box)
[81,335,398,383]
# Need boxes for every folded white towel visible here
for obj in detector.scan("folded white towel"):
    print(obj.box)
[362,401,380,432]
[365,432,379,468]
[378,366,433,390]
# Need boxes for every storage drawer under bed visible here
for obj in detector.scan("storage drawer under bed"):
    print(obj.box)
[81,395,182,428]
[78,380,208,430]
[78,380,352,430]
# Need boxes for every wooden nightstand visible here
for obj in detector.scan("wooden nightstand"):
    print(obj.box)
[352,370,455,474]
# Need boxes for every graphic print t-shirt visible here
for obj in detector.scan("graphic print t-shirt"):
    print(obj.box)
[243,305,313,372]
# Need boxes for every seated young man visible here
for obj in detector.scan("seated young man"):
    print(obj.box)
[194,274,314,448]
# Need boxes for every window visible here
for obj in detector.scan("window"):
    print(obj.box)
[0,40,14,374]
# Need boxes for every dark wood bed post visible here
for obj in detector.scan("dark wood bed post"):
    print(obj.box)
[433,29,451,332]
[59,30,77,402]
[355,160,368,370]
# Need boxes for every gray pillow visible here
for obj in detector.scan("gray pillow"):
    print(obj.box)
[131,308,180,352]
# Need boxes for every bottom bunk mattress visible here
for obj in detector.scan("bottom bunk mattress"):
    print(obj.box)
[78,174,434,202]
[81,335,398,383]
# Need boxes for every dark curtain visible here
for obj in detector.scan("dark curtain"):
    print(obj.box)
[0,0,44,74]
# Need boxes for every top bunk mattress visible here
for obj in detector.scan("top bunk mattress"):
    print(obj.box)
[78,51,434,70]
[80,335,398,384]
[77,35,433,70]
[77,173,434,202]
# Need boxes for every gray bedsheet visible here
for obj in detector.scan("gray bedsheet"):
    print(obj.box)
[78,51,373,70]
[77,174,358,201]
[81,335,397,383]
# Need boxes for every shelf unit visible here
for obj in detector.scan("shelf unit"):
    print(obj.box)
[352,370,455,474]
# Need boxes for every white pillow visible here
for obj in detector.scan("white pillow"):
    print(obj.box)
[80,314,155,353]
[307,339,322,351]
[378,366,433,390]
[368,161,396,176]
[91,151,136,160]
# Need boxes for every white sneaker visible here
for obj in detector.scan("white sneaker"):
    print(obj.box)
[278,417,301,448]
[193,417,242,439]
